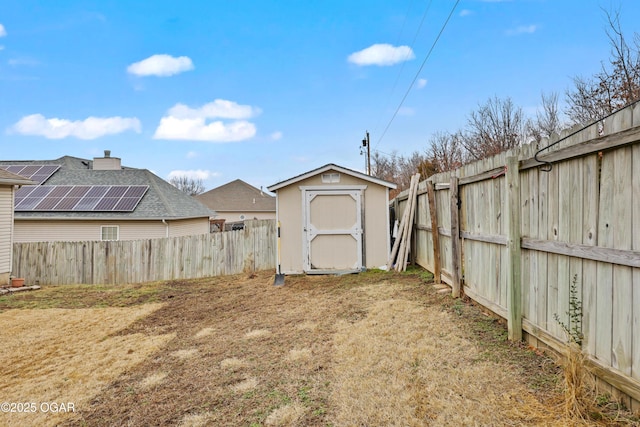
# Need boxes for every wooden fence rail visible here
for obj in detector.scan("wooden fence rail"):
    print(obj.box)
[12,219,276,286]
[394,103,640,410]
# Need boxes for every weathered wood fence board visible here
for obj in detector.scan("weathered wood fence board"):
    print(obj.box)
[12,219,276,285]
[393,103,640,407]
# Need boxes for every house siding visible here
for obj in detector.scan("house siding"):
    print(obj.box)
[167,217,209,237]
[13,217,210,243]
[0,186,13,284]
[218,211,276,222]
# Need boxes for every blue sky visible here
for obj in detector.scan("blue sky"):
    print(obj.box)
[1,0,639,192]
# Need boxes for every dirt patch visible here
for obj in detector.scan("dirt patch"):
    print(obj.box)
[3,269,634,425]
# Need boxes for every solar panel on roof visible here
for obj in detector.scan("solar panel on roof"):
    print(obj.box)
[21,165,40,175]
[15,186,35,199]
[54,197,82,210]
[67,186,91,197]
[34,196,64,210]
[124,186,147,197]
[93,197,119,211]
[73,197,101,211]
[14,185,149,212]
[6,165,24,174]
[114,197,139,211]
[15,186,54,210]
[85,186,110,197]
[46,186,73,198]
[29,186,55,197]
[105,186,128,198]
[0,164,60,184]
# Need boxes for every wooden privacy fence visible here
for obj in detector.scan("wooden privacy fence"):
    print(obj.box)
[394,103,640,408]
[12,219,276,285]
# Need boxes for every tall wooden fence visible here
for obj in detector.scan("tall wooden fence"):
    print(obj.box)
[395,103,640,409]
[12,219,276,286]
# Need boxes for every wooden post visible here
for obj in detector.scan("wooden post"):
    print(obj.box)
[387,183,411,270]
[506,156,523,341]
[396,174,418,271]
[450,175,461,297]
[401,174,420,271]
[427,180,441,284]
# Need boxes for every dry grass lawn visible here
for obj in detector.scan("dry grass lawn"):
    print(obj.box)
[0,268,636,426]
[0,304,173,427]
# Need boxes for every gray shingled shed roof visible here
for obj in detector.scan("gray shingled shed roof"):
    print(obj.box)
[196,179,275,212]
[0,156,215,220]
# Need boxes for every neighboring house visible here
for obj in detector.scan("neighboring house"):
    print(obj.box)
[268,163,396,275]
[0,169,35,285]
[196,179,276,223]
[0,151,215,243]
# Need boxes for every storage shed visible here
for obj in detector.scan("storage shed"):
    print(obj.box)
[267,164,396,274]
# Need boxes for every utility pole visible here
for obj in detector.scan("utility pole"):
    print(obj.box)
[362,131,371,175]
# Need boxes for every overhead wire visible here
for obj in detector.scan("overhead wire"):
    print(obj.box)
[374,0,461,149]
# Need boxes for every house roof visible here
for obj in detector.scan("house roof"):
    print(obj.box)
[0,169,36,186]
[267,163,397,192]
[196,179,275,212]
[0,156,215,220]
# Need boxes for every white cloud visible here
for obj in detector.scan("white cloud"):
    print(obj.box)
[270,131,283,141]
[348,44,414,66]
[127,54,194,77]
[186,151,198,159]
[10,114,141,139]
[154,100,260,142]
[459,9,473,17]
[168,169,219,181]
[416,78,427,89]
[8,57,39,67]
[0,24,6,37]
[506,25,537,35]
[167,99,260,120]
[397,107,415,116]
[154,117,256,142]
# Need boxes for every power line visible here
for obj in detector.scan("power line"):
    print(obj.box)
[375,0,461,149]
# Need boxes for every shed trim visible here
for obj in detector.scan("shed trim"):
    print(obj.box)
[268,163,396,192]
[298,185,368,192]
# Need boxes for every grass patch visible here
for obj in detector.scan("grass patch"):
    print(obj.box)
[0,281,172,312]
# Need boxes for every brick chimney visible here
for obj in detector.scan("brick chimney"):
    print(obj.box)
[93,150,122,170]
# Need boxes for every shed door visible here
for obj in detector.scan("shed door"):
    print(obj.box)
[303,189,363,273]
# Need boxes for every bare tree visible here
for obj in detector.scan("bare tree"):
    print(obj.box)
[371,150,399,184]
[396,151,434,191]
[429,131,465,173]
[565,9,640,125]
[526,91,564,147]
[371,150,434,198]
[461,96,525,161]
[169,175,205,196]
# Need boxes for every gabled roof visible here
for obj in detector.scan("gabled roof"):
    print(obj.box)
[0,169,36,186]
[196,179,275,212]
[0,156,214,220]
[267,163,397,192]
